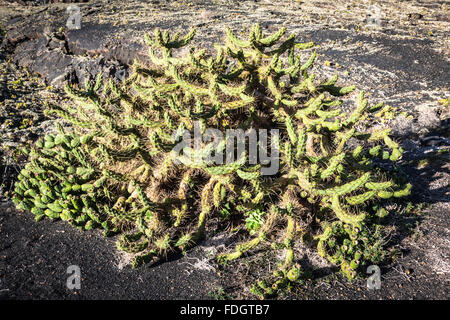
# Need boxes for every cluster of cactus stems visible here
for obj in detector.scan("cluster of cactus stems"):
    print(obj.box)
[12,24,411,297]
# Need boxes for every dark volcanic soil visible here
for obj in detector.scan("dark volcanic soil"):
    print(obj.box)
[0,201,219,299]
[0,0,448,300]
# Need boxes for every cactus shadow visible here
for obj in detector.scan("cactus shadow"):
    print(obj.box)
[147,250,186,268]
[379,128,449,261]
[398,125,450,205]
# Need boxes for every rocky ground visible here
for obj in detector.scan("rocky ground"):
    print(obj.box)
[0,0,448,299]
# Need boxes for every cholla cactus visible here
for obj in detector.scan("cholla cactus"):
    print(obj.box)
[12,23,410,296]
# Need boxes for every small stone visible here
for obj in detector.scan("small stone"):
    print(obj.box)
[407,13,423,21]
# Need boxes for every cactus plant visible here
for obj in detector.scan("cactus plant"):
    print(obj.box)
[12,23,410,297]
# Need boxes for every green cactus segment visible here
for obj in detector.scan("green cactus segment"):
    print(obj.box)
[393,183,412,198]
[320,153,345,180]
[316,219,387,280]
[331,194,366,225]
[365,181,394,191]
[345,191,377,205]
[315,172,371,196]
[11,23,411,298]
